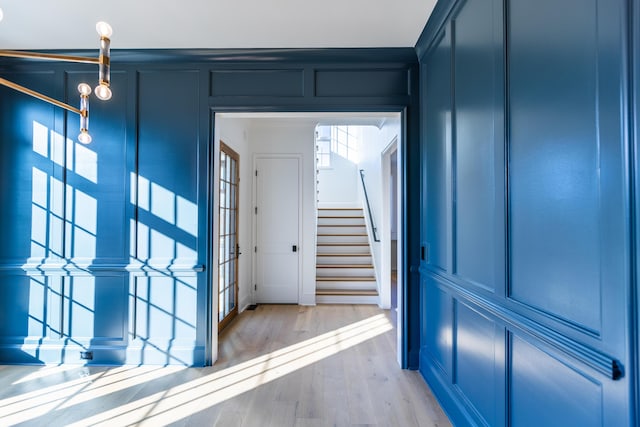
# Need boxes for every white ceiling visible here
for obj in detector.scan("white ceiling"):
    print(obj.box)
[0,0,437,50]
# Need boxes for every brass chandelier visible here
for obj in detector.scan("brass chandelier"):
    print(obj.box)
[0,13,113,144]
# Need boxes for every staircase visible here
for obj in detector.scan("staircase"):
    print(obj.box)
[315,207,378,304]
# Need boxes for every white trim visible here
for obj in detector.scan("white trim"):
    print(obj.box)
[379,137,398,311]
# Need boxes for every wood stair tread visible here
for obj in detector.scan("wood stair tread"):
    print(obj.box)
[316,289,378,296]
[317,253,370,256]
[318,216,365,219]
[317,233,368,236]
[318,242,369,246]
[318,224,365,227]
[316,264,373,268]
[316,276,376,281]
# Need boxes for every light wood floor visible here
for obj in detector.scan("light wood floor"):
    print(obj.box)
[0,304,451,427]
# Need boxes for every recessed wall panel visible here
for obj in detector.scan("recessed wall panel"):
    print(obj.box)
[210,69,304,97]
[0,276,34,339]
[137,70,200,264]
[508,0,625,332]
[315,69,408,97]
[66,276,127,341]
[423,278,453,375]
[455,303,499,426]
[423,30,452,272]
[453,0,503,291]
[65,71,129,263]
[510,335,602,427]
[0,72,57,262]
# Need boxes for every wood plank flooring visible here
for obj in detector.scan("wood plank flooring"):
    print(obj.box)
[0,305,451,427]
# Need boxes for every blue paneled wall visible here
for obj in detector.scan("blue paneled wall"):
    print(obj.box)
[0,50,419,366]
[416,0,635,425]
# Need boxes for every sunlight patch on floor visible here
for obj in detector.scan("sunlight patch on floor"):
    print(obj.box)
[0,314,392,426]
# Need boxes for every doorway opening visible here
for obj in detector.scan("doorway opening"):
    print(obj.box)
[211,112,404,364]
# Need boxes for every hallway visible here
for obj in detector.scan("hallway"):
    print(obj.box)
[0,305,450,426]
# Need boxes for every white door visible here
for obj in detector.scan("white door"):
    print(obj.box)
[255,157,300,303]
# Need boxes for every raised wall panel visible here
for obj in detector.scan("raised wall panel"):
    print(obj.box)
[422,278,453,376]
[136,70,200,265]
[65,276,127,342]
[314,69,409,97]
[423,29,452,273]
[510,335,602,427]
[0,72,58,263]
[418,0,631,424]
[455,302,501,426]
[129,275,199,365]
[508,0,626,333]
[210,69,304,97]
[0,276,37,340]
[65,71,129,263]
[452,0,504,292]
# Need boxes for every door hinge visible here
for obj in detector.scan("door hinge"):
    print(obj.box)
[255,170,258,177]
[254,284,257,291]
[254,246,257,253]
[255,206,258,214]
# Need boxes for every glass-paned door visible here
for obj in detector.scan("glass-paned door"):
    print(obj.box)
[218,142,240,331]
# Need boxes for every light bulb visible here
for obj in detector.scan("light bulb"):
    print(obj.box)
[78,83,92,96]
[94,83,112,101]
[78,131,92,144]
[96,21,113,39]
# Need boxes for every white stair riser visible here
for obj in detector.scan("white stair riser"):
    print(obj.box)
[316,245,370,254]
[316,255,373,264]
[316,268,374,277]
[317,226,366,234]
[318,217,365,226]
[318,209,363,217]
[316,280,377,290]
[317,234,369,244]
[316,295,379,305]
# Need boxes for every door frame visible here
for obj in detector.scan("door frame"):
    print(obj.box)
[251,153,304,305]
[208,110,413,370]
[381,136,403,364]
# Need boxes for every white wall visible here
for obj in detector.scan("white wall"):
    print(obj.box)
[317,135,360,206]
[215,118,254,312]
[247,120,317,306]
[358,119,401,307]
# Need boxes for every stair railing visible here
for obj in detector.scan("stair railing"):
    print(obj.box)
[359,169,380,242]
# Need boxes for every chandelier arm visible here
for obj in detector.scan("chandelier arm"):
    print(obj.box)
[0,50,99,65]
[0,76,82,115]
